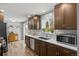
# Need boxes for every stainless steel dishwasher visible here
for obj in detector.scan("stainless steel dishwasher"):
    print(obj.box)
[30,38,35,50]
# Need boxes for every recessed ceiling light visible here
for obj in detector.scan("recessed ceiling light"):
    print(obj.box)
[33,16,37,19]
[0,9,4,13]
[42,10,46,13]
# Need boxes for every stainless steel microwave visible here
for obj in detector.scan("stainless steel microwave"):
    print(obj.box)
[57,34,77,46]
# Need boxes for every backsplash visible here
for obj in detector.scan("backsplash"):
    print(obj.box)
[27,30,41,36]
[55,30,77,35]
[27,30,77,39]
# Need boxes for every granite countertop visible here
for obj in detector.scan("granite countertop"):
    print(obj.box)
[26,34,77,51]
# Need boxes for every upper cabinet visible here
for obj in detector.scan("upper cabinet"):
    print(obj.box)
[54,3,77,30]
[0,12,4,23]
[28,15,41,30]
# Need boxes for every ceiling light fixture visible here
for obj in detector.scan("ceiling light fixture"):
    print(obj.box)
[0,9,4,13]
[33,16,37,19]
[42,10,46,13]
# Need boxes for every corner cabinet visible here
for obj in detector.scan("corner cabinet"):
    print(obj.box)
[28,15,41,30]
[54,3,77,30]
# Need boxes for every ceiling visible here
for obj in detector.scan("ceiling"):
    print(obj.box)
[0,3,57,22]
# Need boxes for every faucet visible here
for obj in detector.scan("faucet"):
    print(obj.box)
[45,32,48,38]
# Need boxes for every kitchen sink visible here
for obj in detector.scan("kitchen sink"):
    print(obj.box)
[38,37,50,40]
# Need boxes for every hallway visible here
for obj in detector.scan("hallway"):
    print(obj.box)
[4,40,38,56]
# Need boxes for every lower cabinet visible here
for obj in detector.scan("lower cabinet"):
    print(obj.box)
[34,39,40,55]
[47,43,58,56]
[34,39,46,56]
[25,36,77,56]
[25,36,30,48]
[59,47,77,56]
[47,43,77,56]
[39,40,46,56]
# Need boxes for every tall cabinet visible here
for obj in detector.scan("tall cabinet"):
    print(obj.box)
[54,3,77,30]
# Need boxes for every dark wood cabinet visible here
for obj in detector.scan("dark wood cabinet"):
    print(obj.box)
[54,3,77,30]
[0,13,4,23]
[39,40,46,56]
[54,4,64,29]
[47,43,58,56]
[64,4,77,30]
[25,36,30,48]
[34,39,46,56]
[25,36,77,56]
[59,46,77,56]
[34,39,40,55]
[28,15,41,30]
[47,43,77,56]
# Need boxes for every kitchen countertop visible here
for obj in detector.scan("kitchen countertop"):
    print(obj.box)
[25,34,77,51]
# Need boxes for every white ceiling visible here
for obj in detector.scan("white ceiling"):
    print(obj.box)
[0,3,57,22]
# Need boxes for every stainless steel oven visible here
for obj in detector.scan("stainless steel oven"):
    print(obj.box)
[57,34,77,46]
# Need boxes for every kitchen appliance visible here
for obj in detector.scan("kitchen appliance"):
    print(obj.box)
[30,38,35,50]
[57,34,77,46]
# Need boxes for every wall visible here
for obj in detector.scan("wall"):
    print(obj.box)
[23,22,28,40]
[41,12,54,29]
[7,21,23,40]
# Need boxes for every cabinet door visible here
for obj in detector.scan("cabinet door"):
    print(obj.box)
[25,36,30,48]
[35,39,40,55]
[28,15,41,30]
[0,14,4,23]
[47,43,58,56]
[39,40,46,56]
[60,47,77,56]
[28,19,31,29]
[54,3,77,30]
[54,4,65,29]
[65,3,77,30]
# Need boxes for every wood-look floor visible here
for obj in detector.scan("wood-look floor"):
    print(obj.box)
[3,40,38,56]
